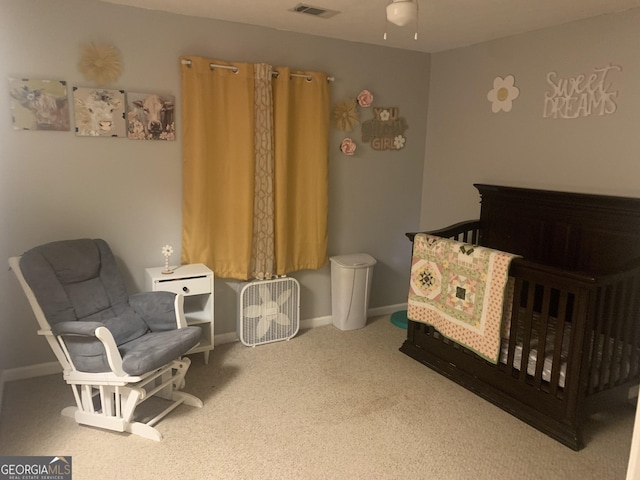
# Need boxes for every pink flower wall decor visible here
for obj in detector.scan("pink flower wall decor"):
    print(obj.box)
[340,137,357,156]
[357,89,373,107]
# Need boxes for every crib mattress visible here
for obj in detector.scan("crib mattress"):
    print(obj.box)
[499,337,568,388]
[498,319,636,390]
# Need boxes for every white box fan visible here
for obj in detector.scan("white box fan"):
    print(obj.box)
[237,277,300,347]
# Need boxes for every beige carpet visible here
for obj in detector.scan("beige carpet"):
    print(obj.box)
[0,315,635,479]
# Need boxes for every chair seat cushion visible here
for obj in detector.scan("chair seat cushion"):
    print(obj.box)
[118,327,202,376]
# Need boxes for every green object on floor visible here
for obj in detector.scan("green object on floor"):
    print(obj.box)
[390,310,408,329]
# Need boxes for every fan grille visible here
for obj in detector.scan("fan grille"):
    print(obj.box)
[238,278,300,347]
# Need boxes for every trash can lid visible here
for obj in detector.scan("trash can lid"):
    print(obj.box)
[330,253,377,268]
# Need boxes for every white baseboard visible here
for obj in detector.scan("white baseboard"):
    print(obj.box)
[301,314,333,330]
[214,303,407,346]
[2,361,62,383]
[0,361,62,413]
[214,331,240,345]
[369,303,407,317]
[1,304,408,387]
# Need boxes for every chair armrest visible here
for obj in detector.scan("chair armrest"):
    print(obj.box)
[174,294,187,329]
[130,291,184,332]
[94,327,126,376]
[50,321,127,376]
[51,321,104,337]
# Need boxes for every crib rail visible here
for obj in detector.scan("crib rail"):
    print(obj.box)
[505,260,595,406]
[408,221,640,398]
[404,221,640,446]
[586,258,640,394]
[407,220,481,245]
[404,187,640,450]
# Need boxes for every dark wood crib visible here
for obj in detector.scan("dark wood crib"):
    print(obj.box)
[401,184,640,450]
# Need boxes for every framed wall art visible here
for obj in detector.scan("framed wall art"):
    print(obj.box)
[126,92,175,141]
[9,78,70,131]
[73,87,126,137]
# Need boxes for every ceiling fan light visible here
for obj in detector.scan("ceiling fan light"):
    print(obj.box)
[386,0,417,27]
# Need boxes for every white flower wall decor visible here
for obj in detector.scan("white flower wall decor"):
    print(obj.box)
[487,75,520,113]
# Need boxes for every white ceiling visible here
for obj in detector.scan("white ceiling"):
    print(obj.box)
[100,0,640,53]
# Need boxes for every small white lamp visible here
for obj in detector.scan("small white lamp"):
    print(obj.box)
[162,244,174,274]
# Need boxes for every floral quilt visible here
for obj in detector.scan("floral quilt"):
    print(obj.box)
[407,234,519,364]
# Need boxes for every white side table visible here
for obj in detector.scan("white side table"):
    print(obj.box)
[145,263,214,364]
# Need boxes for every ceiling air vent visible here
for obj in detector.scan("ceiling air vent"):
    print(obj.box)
[290,3,340,19]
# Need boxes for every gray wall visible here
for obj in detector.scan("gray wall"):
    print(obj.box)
[0,0,429,370]
[421,9,640,230]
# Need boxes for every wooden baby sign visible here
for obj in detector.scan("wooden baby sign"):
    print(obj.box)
[361,107,408,151]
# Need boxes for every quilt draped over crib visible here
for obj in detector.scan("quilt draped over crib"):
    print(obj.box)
[407,234,519,363]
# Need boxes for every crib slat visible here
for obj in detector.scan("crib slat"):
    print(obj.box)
[612,280,630,386]
[629,275,640,379]
[457,230,474,244]
[549,290,569,396]
[621,281,634,379]
[599,283,619,391]
[518,282,537,383]
[506,279,524,376]
[533,285,552,389]
[588,285,609,394]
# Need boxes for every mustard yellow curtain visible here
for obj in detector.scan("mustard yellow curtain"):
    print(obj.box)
[273,68,330,275]
[180,57,255,279]
[181,57,330,280]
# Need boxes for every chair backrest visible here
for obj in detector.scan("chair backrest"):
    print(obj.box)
[18,238,149,346]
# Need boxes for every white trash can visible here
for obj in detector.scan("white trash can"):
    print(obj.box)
[330,253,377,331]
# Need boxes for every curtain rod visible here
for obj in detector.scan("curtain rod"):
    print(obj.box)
[181,59,334,82]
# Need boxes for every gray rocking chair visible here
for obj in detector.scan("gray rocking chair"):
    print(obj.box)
[9,238,203,441]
